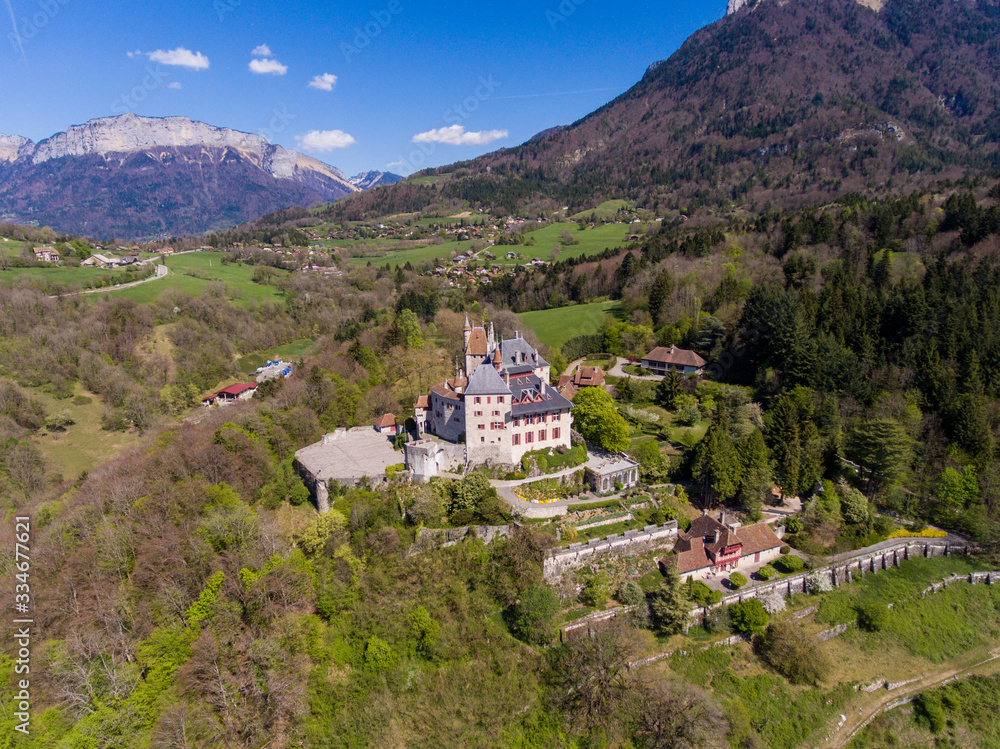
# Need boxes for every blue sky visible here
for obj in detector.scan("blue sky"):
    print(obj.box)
[1,0,727,176]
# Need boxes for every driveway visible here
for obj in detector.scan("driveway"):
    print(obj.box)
[609,357,661,381]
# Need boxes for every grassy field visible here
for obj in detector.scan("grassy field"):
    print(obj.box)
[29,385,145,479]
[103,252,287,306]
[520,300,623,350]
[341,220,640,269]
[0,238,25,257]
[0,264,121,289]
[237,338,315,374]
[569,200,631,220]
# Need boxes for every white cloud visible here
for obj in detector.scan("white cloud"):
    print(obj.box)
[249,57,288,75]
[308,73,338,91]
[295,129,356,151]
[251,44,272,56]
[411,124,508,146]
[146,47,210,70]
[385,160,404,168]
[127,49,141,58]
[168,82,182,89]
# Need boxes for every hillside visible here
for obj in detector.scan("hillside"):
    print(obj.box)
[0,114,361,239]
[336,0,1000,220]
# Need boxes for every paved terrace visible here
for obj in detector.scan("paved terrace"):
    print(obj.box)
[295,427,402,485]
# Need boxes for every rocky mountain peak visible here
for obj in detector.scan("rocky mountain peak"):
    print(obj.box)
[30,113,275,165]
[727,0,883,14]
[0,134,34,163]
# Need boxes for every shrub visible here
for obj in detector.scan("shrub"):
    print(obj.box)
[806,571,833,595]
[511,585,561,645]
[775,555,804,574]
[729,572,747,590]
[757,564,777,580]
[916,692,947,733]
[706,605,733,634]
[758,589,786,614]
[857,601,889,632]
[779,545,790,555]
[615,580,645,606]
[757,620,829,685]
[582,573,610,608]
[688,579,723,607]
[730,599,769,635]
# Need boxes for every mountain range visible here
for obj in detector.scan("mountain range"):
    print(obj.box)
[0,114,400,239]
[337,0,1000,220]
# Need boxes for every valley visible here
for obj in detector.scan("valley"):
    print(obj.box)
[3,0,1000,747]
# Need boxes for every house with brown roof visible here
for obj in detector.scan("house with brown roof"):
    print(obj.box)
[663,511,783,581]
[557,364,606,400]
[641,345,707,376]
[33,246,60,263]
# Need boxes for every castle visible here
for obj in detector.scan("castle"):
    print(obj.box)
[414,317,574,466]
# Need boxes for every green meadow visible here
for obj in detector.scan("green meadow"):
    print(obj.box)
[520,299,623,350]
[102,252,288,306]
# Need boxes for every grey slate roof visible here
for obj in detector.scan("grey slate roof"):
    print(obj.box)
[500,336,549,370]
[510,375,573,416]
[465,362,512,396]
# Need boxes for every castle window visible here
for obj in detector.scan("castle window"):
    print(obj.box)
[539,430,547,441]
[481,437,485,442]
[497,396,504,403]
[526,432,534,444]
[475,411,482,417]
[492,410,500,416]
[512,434,520,445]
[477,424,485,430]
[487,397,491,404]
[553,428,560,439]
[474,397,481,404]
[513,417,520,427]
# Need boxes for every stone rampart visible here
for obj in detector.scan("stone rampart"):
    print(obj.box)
[563,540,975,634]
[543,521,679,580]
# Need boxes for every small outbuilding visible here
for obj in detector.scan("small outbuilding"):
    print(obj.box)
[202,382,257,407]
[373,413,398,435]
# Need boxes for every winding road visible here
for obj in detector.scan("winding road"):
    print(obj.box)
[51,263,167,297]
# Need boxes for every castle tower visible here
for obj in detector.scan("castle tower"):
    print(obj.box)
[463,314,472,350]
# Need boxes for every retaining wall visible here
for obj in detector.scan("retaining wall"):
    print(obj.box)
[563,540,973,634]
[543,521,679,580]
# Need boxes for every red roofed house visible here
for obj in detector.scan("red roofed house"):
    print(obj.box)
[664,511,783,581]
[641,345,707,375]
[557,365,606,400]
[202,382,257,407]
[373,413,398,435]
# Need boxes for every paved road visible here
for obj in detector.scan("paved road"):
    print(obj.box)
[52,263,168,297]
[608,357,661,381]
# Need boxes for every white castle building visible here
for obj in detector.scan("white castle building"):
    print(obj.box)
[414,317,574,466]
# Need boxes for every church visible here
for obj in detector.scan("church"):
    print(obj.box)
[414,317,574,466]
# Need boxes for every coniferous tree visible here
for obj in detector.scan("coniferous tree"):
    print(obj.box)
[650,564,691,636]
[693,407,740,506]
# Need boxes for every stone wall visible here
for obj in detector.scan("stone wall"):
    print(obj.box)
[543,521,679,580]
[404,524,512,557]
[563,540,975,634]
